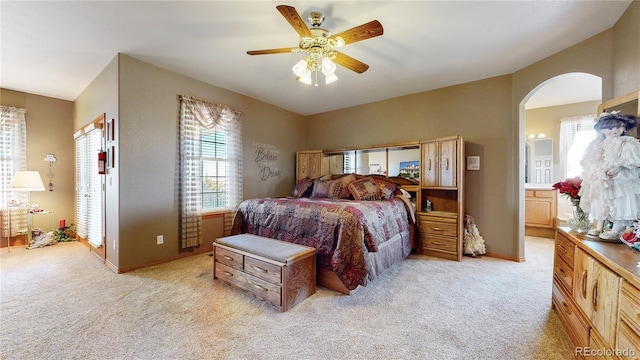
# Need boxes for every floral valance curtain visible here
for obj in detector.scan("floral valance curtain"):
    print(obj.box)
[178,95,242,248]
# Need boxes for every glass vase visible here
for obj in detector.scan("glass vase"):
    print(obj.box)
[568,205,592,233]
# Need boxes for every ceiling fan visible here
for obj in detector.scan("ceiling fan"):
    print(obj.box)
[247,5,384,86]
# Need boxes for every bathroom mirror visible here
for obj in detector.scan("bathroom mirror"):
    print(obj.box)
[525,138,553,184]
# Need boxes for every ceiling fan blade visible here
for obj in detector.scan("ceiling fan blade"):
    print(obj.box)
[333,52,369,74]
[332,20,383,45]
[276,5,313,38]
[247,48,297,55]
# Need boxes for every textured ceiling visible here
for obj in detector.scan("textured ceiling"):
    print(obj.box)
[0,1,630,115]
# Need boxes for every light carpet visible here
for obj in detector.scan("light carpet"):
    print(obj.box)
[0,236,574,360]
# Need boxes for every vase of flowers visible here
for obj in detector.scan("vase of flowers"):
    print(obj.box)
[552,177,593,233]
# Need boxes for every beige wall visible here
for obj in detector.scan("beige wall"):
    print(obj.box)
[113,55,304,269]
[306,75,518,257]
[613,1,640,97]
[0,89,75,232]
[74,56,120,266]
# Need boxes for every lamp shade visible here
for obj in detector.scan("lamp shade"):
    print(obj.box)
[9,171,45,191]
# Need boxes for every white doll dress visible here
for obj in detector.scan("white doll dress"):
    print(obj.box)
[578,135,640,221]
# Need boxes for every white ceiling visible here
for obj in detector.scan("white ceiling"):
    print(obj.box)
[0,1,630,116]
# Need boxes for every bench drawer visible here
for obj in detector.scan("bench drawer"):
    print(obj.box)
[215,262,282,307]
[245,256,282,284]
[215,247,244,270]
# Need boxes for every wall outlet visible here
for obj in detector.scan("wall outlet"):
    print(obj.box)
[157,235,164,245]
[113,239,117,251]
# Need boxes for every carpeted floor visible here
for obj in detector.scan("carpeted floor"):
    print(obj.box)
[0,236,574,360]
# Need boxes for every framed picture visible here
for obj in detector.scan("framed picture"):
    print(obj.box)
[106,118,115,142]
[108,146,115,169]
[399,160,420,179]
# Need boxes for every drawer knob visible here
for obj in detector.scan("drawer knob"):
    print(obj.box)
[224,271,233,277]
[433,241,444,246]
[431,227,444,231]
[223,255,233,261]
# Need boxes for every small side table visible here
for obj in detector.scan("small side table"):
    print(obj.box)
[27,211,54,247]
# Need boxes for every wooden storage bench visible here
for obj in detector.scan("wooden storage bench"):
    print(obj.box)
[213,234,316,312]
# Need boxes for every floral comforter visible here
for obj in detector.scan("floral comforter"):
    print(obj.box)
[230,197,414,290]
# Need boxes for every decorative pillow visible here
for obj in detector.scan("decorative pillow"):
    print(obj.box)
[374,178,398,199]
[293,177,314,197]
[328,174,356,199]
[311,178,331,198]
[349,177,382,201]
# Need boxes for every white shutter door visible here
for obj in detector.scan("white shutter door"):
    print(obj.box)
[74,128,103,247]
[86,129,103,247]
[75,134,88,239]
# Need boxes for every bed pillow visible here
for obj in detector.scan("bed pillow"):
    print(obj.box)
[328,174,356,199]
[311,178,331,198]
[293,177,314,197]
[348,177,382,201]
[374,178,398,199]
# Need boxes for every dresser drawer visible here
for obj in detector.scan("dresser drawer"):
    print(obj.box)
[245,256,282,284]
[553,253,574,294]
[552,282,589,347]
[419,220,457,237]
[619,281,640,339]
[419,234,457,253]
[418,213,457,224]
[555,233,575,266]
[216,262,282,307]
[617,320,640,360]
[215,247,244,270]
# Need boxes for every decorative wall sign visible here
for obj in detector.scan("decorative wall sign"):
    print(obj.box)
[253,141,281,181]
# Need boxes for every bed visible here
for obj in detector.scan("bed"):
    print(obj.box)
[230,174,416,294]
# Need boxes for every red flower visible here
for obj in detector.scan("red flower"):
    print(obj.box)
[552,177,582,200]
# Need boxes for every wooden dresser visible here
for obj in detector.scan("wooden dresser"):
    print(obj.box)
[214,234,316,312]
[552,227,640,359]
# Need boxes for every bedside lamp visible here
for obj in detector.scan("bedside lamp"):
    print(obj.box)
[9,171,46,192]
[7,171,45,251]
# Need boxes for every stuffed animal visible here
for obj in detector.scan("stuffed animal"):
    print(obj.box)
[463,214,486,257]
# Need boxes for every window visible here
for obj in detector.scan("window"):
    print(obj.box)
[179,95,242,248]
[0,106,27,206]
[1,106,27,238]
[559,114,597,179]
[201,130,228,209]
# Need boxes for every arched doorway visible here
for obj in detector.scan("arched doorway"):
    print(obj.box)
[520,72,602,259]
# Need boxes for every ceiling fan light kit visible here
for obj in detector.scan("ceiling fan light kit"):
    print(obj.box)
[247,5,383,86]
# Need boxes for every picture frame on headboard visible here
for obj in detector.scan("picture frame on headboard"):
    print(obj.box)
[399,160,420,179]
